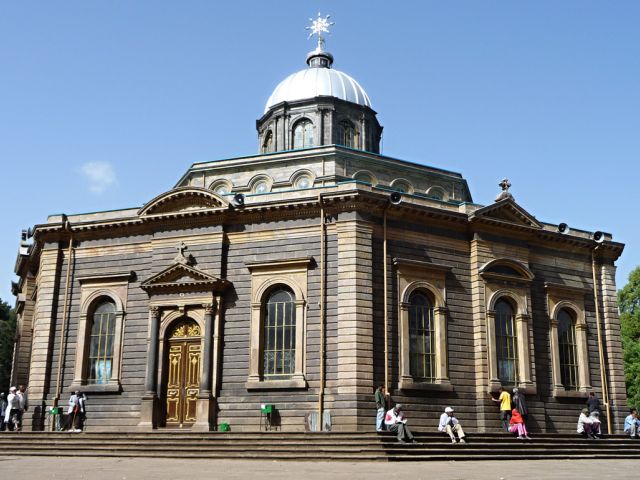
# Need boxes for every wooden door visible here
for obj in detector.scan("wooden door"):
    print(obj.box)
[165,320,201,427]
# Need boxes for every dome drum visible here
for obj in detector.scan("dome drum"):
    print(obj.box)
[257,96,382,154]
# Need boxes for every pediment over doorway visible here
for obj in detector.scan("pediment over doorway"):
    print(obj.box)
[141,263,229,294]
[470,198,542,230]
[138,187,228,216]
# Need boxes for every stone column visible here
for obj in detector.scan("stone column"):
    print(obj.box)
[200,302,215,394]
[515,313,534,392]
[194,302,216,431]
[138,306,161,429]
[549,318,564,392]
[398,301,412,385]
[575,322,591,392]
[434,306,449,383]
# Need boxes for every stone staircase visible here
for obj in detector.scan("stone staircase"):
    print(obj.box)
[1,431,639,461]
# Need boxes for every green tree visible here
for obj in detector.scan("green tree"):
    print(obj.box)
[0,298,17,394]
[619,266,640,408]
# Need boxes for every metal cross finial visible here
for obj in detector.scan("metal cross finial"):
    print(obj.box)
[495,178,514,202]
[499,178,511,192]
[306,12,334,50]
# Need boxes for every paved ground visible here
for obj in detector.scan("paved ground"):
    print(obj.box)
[0,457,633,480]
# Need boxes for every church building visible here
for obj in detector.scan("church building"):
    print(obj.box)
[10,16,626,433]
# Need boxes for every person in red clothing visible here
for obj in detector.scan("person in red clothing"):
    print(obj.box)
[508,408,531,440]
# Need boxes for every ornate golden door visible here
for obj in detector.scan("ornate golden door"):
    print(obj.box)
[164,319,201,427]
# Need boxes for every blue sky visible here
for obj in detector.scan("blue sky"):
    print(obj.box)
[1,1,638,302]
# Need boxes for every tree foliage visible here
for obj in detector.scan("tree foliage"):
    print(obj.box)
[0,298,17,394]
[619,267,640,408]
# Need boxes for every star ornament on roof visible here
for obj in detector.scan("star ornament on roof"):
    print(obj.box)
[306,12,335,49]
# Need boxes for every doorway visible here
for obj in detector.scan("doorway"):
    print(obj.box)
[163,318,201,428]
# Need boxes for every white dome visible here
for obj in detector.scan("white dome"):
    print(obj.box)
[265,67,372,114]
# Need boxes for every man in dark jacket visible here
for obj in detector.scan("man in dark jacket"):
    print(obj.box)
[512,388,528,420]
[587,392,601,415]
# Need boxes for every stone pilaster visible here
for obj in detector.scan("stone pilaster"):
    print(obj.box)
[469,238,490,431]
[138,306,161,429]
[26,245,62,430]
[335,219,374,431]
[600,261,627,433]
[11,274,36,387]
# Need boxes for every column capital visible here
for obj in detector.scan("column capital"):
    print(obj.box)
[149,306,161,318]
[203,302,216,315]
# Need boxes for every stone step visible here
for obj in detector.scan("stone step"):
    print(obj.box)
[2,431,637,461]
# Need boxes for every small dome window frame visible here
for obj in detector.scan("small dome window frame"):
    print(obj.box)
[352,169,378,186]
[390,178,414,195]
[209,179,233,197]
[426,186,449,202]
[248,174,274,195]
[290,169,316,190]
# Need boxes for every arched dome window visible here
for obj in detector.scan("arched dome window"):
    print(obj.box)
[339,120,359,149]
[262,131,274,154]
[293,120,314,149]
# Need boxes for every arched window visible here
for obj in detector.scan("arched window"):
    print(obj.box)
[88,300,117,384]
[339,120,359,149]
[293,120,314,149]
[495,299,518,385]
[558,308,579,390]
[262,131,273,153]
[409,291,435,381]
[263,288,296,378]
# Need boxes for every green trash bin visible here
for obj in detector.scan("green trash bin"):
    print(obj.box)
[219,422,230,432]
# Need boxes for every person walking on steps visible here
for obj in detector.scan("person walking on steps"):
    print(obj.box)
[4,387,21,431]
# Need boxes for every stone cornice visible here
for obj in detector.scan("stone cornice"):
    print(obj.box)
[245,256,314,272]
[544,282,591,295]
[78,271,135,284]
[392,257,452,273]
[26,186,624,262]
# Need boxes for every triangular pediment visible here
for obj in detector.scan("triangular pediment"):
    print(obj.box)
[138,187,228,216]
[471,199,542,229]
[141,263,229,293]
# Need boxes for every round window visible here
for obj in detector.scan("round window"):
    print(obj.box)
[254,181,269,194]
[295,176,312,189]
[214,185,229,196]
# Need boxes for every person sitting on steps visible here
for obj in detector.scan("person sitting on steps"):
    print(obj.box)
[578,408,600,439]
[384,404,417,444]
[509,408,531,440]
[624,408,640,438]
[438,407,466,444]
